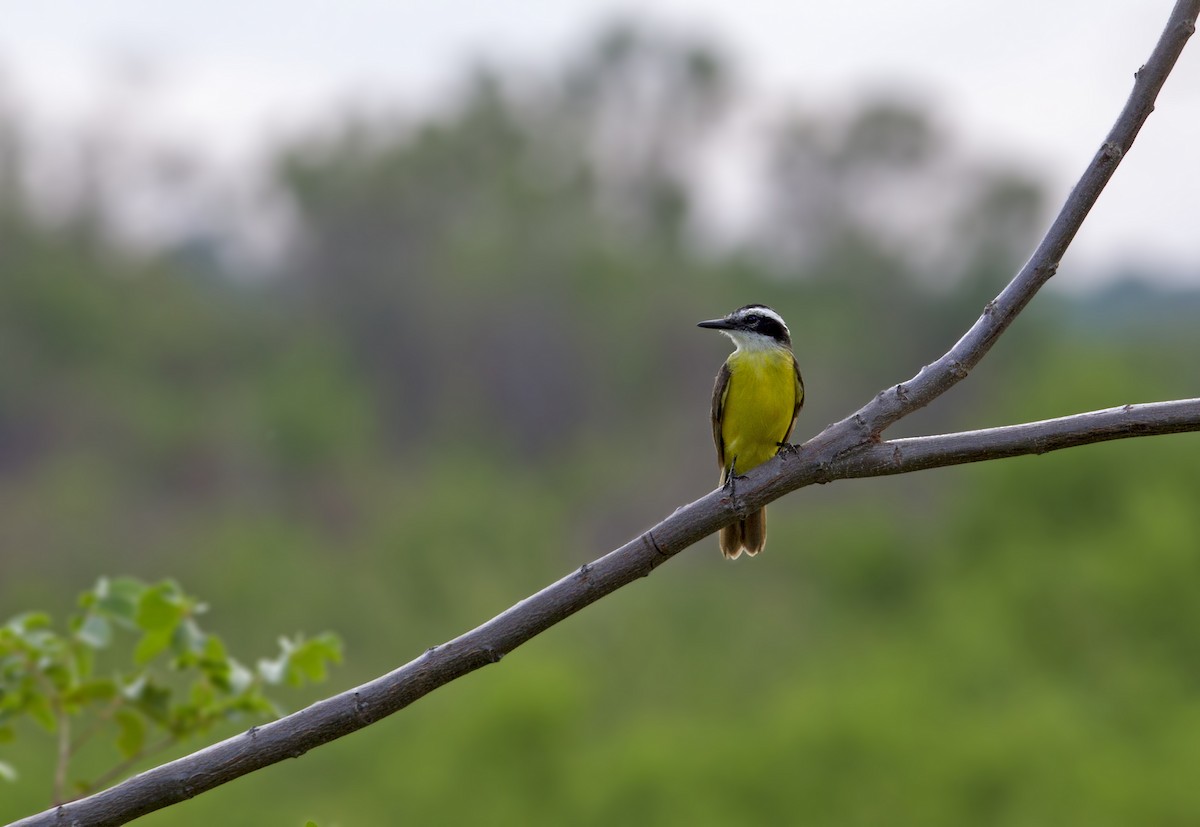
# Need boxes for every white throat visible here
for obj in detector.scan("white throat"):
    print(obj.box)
[726,330,787,353]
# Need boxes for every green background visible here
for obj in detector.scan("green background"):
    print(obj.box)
[3,24,1200,826]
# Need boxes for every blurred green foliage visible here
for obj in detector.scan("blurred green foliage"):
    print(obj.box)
[0,577,340,804]
[2,21,1199,826]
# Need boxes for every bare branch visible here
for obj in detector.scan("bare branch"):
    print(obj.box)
[841,0,1200,440]
[838,398,1200,478]
[10,2,1199,826]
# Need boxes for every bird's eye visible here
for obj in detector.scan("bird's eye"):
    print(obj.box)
[744,314,760,325]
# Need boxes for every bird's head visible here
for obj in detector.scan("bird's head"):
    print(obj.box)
[697,304,792,350]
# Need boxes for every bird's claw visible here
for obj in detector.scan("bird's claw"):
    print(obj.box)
[723,457,745,498]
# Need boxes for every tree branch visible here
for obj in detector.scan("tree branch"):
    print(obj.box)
[837,0,1200,441]
[839,398,1200,478]
[10,2,1200,825]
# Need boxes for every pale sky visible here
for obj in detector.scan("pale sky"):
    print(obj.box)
[2,0,1198,284]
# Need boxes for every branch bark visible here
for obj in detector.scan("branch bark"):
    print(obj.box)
[10,2,1200,825]
[840,398,1200,478]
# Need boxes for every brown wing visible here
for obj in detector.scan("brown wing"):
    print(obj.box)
[781,355,804,444]
[710,361,731,473]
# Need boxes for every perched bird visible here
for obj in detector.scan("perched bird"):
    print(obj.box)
[698,304,804,559]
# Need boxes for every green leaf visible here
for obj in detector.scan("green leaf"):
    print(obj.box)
[91,577,145,627]
[127,679,171,725]
[202,634,228,663]
[64,678,118,708]
[74,613,112,649]
[38,659,72,692]
[121,673,147,700]
[135,583,185,633]
[188,678,216,710]
[172,617,207,658]
[25,693,56,732]
[229,687,278,719]
[134,629,172,665]
[114,708,146,759]
[258,633,342,687]
[72,641,96,682]
[0,683,31,715]
[286,634,343,685]
[5,612,52,635]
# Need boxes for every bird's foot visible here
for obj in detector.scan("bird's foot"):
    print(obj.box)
[723,458,746,499]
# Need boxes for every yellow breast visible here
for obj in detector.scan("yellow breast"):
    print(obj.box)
[721,349,797,474]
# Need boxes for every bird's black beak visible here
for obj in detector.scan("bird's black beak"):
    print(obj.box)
[697,318,734,330]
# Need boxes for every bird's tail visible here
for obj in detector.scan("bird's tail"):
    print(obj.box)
[719,507,767,559]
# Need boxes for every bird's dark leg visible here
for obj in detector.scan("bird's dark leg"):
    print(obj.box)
[723,456,743,498]
[777,441,800,457]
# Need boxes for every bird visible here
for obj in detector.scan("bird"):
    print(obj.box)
[697,304,804,559]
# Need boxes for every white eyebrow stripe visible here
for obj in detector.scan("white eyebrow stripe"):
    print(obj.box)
[735,306,789,335]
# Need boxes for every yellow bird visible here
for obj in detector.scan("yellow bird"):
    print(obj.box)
[698,304,804,559]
